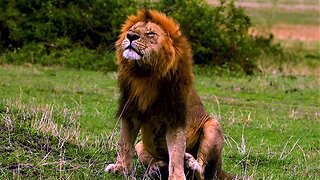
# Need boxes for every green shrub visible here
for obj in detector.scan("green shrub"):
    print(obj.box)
[1,42,116,72]
[0,0,283,74]
[0,0,139,50]
[153,0,258,74]
[0,0,137,71]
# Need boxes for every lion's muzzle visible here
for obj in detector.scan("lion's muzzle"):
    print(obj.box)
[122,32,143,61]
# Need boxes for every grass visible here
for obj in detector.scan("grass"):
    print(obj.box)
[247,8,319,26]
[0,64,319,179]
[256,40,320,76]
[0,65,122,179]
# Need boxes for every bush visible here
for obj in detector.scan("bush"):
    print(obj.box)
[1,42,116,72]
[154,0,261,74]
[0,0,141,50]
[0,0,283,74]
[0,0,140,71]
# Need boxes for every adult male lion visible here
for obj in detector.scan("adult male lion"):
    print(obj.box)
[105,10,234,180]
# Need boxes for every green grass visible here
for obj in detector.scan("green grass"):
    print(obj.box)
[0,65,123,179]
[246,8,319,26]
[1,64,319,179]
[256,40,320,76]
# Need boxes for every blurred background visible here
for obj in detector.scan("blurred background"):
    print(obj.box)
[0,0,319,75]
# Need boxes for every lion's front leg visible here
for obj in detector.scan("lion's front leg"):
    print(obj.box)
[105,118,140,176]
[166,127,186,180]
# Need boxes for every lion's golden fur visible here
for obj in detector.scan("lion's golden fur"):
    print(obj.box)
[105,9,234,180]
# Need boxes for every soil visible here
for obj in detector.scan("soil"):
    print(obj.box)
[271,25,319,41]
[250,25,320,41]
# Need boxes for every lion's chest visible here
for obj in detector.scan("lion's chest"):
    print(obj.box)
[128,77,159,112]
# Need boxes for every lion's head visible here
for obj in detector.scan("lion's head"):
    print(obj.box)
[116,9,191,77]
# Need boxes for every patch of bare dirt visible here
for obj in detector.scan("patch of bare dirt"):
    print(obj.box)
[271,25,319,41]
[250,24,320,41]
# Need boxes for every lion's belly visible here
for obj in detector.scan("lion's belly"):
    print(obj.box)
[141,122,169,161]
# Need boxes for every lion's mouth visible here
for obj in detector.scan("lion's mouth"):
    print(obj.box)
[126,46,143,56]
[123,45,143,61]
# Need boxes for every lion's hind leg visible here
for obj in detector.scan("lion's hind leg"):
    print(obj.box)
[196,118,224,179]
[135,141,168,179]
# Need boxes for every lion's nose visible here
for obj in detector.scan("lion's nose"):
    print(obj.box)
[126,32,140,42]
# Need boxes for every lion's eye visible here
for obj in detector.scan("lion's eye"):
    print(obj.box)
[145,31,157,37]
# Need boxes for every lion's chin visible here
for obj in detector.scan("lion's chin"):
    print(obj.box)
[123,49,142,61]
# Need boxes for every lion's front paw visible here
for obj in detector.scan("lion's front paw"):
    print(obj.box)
[184,153,200,171]
[105,163,130,175]
[146,161,168,179]
[184,153,204,180]
[147,163,162,178]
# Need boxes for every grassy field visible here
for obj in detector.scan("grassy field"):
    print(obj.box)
[0,64,319,179]
[247,8,319,26]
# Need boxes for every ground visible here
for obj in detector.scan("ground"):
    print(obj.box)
[0,65,319,179]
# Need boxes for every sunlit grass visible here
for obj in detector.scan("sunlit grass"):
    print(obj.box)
[247,8,319,26]
[1,65,319,179]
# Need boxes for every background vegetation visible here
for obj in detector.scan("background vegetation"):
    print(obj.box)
[0,0,287,74]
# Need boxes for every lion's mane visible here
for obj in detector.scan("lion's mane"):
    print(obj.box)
[116,10,194,127]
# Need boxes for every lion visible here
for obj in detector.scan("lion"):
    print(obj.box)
[105,9,235,180]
